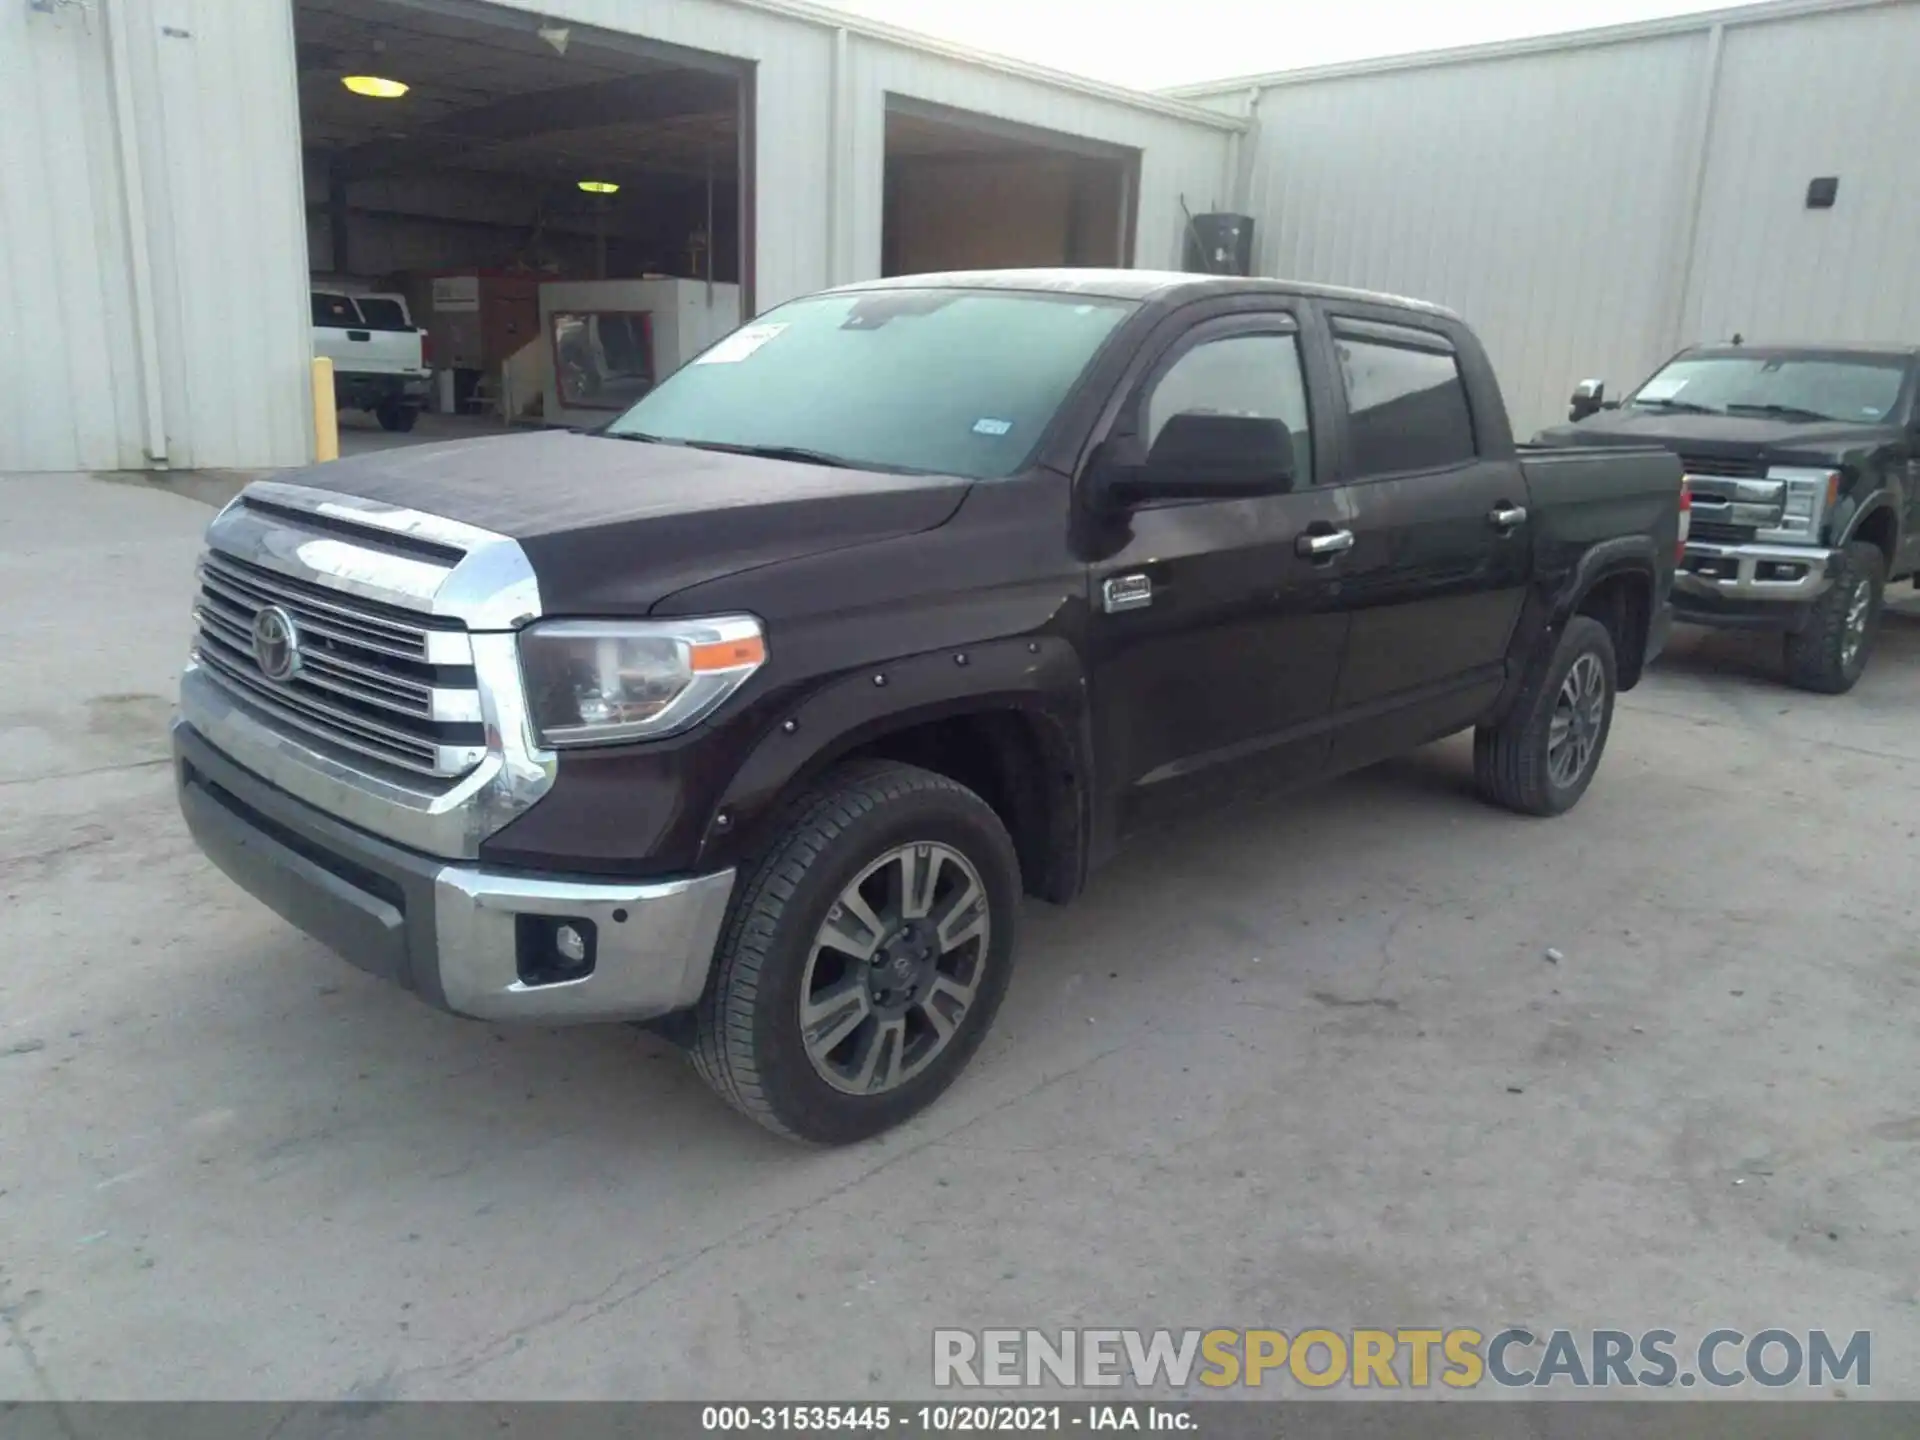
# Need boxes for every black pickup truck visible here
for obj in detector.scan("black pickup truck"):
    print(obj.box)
[175,270,1682,1143]
[1539,343,1920,692]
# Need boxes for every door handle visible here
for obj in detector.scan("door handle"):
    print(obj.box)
[1488,504,1528,531]
[1296,528,1355,558]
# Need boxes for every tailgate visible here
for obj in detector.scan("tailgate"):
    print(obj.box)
[314,325,424,376]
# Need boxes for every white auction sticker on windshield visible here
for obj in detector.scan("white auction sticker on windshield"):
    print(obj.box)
[973,418,1013,436]
[1636,374,1689,400]
[695,323,788,364]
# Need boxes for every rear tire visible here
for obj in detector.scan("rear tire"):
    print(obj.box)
[691,762,1020,1145]
[375,401,419,433]
[1475,615,1617,817]
[1783,541,1883,695]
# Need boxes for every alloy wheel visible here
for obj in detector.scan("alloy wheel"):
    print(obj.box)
[798,842,991,1096]
[1840,578,1872,671]
[1547,651,1606,789]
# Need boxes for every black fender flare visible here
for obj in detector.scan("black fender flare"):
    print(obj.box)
[1556,534,1659,620]
[1837,489,1900,559]
[1491,536,1660,720]
[699,634,1094,896]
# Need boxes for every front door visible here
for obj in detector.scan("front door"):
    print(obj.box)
[1317,314,1532,771]
[1083,310,1354,837]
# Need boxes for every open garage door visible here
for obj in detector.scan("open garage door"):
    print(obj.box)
[882,99,1137,277]
[295,0,750,443]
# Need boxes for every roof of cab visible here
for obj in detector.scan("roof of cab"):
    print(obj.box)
[830,268,1461,319]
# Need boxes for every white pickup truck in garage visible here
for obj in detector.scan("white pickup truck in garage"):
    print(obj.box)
[311,290,431,433]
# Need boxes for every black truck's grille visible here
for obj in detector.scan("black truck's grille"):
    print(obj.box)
[1688,519,1758,544]
[192,551,486,778]
[1678,453,1768,480]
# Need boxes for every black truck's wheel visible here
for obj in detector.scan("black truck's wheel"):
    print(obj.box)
[375,401,419,433]
[1783,541,1884,695]
[691,762,1020,1144]
[1474,615,1617,817]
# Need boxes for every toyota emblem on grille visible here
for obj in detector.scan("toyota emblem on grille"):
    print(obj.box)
[251,605,303,683]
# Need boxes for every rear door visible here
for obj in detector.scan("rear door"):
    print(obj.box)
[1084,306,1354,835]
[1316,313,1532,770]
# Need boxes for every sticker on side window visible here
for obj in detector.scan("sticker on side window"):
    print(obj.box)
[695,323,788,365]
[972,418,1013,436]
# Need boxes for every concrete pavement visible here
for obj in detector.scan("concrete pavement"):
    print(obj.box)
[1,470,1915,1400]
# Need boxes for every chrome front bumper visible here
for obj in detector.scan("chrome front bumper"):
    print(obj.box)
[175,720,734,1024]
[434,865,735,1022]
[1674,542,1837,604]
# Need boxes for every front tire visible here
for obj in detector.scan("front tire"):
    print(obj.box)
[1475,615,1617,817]
[1783,541,1884,695]
[691,762,1020,1144]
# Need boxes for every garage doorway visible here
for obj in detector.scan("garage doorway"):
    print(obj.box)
[294,0,751,442]
[882,99,1137,277]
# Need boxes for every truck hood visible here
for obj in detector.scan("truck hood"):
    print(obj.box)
[294,430,973,616]
[1535,409,1902,460]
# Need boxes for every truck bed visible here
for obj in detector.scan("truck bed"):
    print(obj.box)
[1519,442,1684,561]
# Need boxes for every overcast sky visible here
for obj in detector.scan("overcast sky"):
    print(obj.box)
[822,0,1730,89]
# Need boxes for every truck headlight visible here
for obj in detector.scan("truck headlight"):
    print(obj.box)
[518,616,766,746]
[1763,467,1840,541]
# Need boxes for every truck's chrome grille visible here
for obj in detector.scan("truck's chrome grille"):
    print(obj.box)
[198,553,464,663]
[192,550,485,778]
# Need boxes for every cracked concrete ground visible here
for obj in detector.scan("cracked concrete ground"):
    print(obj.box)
[2,470,1916,1400]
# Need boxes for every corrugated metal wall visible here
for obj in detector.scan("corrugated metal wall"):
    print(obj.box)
[1203,0,1920,437]
[4,0,317,473]
[3,2,146,472]
[140,0,317,473]
[1683,2,1920,346]
[4,0,1233,474]
[1229,32,1710,437]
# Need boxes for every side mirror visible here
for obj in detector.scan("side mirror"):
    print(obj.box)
[1569,378,1606,422]
[1100,412,1297,508]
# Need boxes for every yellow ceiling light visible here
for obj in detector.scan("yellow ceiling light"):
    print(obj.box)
[342,75,409,99]
[577,180,621,195]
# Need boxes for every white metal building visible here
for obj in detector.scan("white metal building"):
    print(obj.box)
[1,0,1240,474]
[1177,0,1920,435]
[6,0,1919,473]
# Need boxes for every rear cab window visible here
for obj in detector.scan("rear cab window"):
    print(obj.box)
[1332,318,1477,478]
[354,297,412,331]
[312,293,364,328]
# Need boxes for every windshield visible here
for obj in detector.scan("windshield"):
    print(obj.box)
[605,288,1134,478]
[1627,354,1907,423]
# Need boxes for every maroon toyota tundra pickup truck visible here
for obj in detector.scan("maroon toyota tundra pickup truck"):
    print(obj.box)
[175,270,1682,1143]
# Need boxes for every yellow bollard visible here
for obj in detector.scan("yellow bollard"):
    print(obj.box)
[311,356,340,462]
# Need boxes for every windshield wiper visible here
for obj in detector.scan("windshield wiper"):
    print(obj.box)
[598,430,891,471]
[1631,397,1719,415]
[1725,402,1842,423]
[676,439,861,469]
